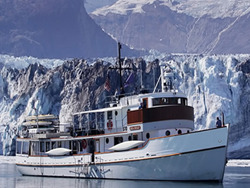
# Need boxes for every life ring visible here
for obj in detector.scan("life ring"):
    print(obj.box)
[107,120,113,130]
[82,139,87,149]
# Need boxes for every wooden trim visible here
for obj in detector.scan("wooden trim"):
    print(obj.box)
[127,105,194,125]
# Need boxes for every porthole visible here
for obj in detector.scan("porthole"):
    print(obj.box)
[178,130,182,135]
[128,136,132,141]
[146,133,150,139]
[187,130,190,133]
[165,130,170,136]
[106,138,109,144]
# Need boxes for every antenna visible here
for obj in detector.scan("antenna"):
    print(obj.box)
[160,62,175,92]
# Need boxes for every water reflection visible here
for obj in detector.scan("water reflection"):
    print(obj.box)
[12,175,223,188]
[0,163,224,188]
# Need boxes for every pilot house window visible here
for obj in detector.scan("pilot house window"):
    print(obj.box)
[152,97,187,106]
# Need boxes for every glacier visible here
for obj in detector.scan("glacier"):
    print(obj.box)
[0,53,250,158]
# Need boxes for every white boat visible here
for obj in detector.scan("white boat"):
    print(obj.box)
[16,48,229,181]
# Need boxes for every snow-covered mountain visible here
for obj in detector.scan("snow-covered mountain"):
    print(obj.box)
[84,0,117,13]
[92,0,250,18]
[1,53,250,158]
[91,0,250,54]
[0,0,137,59]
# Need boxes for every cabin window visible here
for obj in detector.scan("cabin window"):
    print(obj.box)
[73,141,77,154]
[16,141,22,154]
[31,141,39,155]
[152,97,188,106]
[78,140,83,152]
[97,112,104,130]
[114,137,123,145]
[178,98,181,104]
[165,130,170,136]
[58,141,62,148]
[107,111,112,120]
[89,113,96,129]
[106,138,109,144]
[80,114,88,129]
[40,142,45,153]
[69,141,72,149]
[146,133,150,139]
[52,141,56,149]
[128,136,132,141]
[22,141,29,155]
[46,142,50,152]
[133,134,138,140]
[73,115,80,130]
[178,130,182,134]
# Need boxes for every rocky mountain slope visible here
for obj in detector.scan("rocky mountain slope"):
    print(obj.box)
[0,0,136,59]
[1,54,250,158]
[90,0,250,54]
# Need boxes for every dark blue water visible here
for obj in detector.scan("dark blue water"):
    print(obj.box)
[0,162,250,188]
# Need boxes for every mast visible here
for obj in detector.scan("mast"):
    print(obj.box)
[117,42,123,91]
[109,42,131,94]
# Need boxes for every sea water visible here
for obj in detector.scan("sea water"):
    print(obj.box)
[1,156,250,188]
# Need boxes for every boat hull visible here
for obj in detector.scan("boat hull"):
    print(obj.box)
[16,127,228,181]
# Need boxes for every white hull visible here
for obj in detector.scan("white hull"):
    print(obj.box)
[16,127,228,181]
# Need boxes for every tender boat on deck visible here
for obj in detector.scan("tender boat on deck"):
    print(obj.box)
[16,59,229,181]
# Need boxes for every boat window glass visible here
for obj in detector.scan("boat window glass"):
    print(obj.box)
[69,141,72,149]
[46,142,50,152]
[73,115,80,130]
[178,130,182,134]
[52,141,56,149]
[128,136,132,141]
[97,112,104,130]
[114,137,123,145]
[40,142,45,153]
[133,134,138,140]
[146,133,150,139]
[73,141,77,154]
[58,141,62,148]
[16,141,22,154]
[89,113,96,129]
[78,140,83,152]
[31,141,39,155]
[152,97,188,106]
[106,138,109,144]
[22,141,29,155]
[81,114,88,129]
[178,98,181,104]
[107,111,112,120]
[165,130,170,136]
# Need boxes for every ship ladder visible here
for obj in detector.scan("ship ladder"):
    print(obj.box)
[82,162,90,175]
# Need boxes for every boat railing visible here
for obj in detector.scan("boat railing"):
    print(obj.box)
[105,88,155,106]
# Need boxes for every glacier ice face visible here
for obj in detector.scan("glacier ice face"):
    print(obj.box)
[0,54,250,158]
